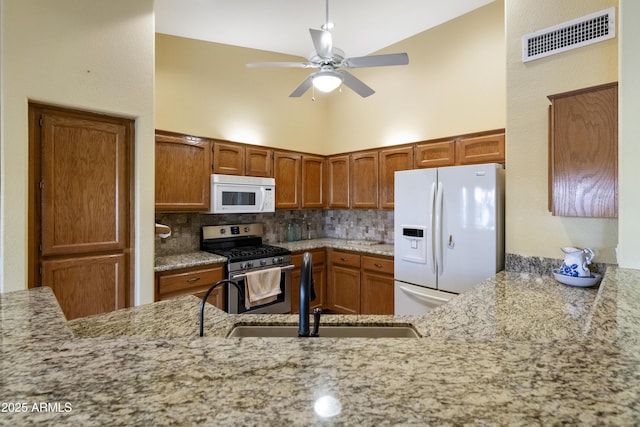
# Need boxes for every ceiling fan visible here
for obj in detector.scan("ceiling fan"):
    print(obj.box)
[246,0,409,98]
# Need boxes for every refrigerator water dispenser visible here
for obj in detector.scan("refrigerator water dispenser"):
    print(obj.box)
[400,226,427,264]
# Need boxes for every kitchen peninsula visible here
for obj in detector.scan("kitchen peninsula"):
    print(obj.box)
[3,263,640,425]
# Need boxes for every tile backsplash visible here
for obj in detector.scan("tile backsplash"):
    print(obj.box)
[155,209,394,256]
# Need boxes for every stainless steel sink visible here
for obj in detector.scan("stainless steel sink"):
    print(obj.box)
[227,324,419,338]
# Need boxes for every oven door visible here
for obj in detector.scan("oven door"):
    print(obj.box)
[227,265,293,314]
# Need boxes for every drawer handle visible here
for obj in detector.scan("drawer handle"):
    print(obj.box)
[374,263,383,268]
[340,257,349,262]
[187,277,201,283]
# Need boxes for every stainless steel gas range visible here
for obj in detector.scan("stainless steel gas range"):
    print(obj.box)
[200,223,293,314]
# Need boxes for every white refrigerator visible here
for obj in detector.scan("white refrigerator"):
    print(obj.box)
[394,163,505,315]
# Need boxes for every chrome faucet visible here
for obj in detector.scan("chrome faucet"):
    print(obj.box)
[299,252,321,337]
[199,279,244,337]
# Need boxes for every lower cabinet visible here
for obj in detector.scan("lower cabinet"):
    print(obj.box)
[361,256,394,315]
[327,249,394,315]
[155,264,225,310]
[291,249,326,314]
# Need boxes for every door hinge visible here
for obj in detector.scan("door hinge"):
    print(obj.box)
[39,181,44,190]
[39,116,44,127]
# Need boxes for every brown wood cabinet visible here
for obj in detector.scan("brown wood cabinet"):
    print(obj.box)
[274,151,302,209]
[326,155,350,208]
[455,133,505,165]
[379,146,414,209]
[415,140,456,168]
[246,146,273,177]
[302,155,325,208]
[42,253,126,320]
[350,151,379,209]
[361,255,394,315]
[213,140,245,175]
[32,105,133,320]
[156,131,211,212]
[548,83,618,218]
[326,250,361,314]
[156,264,225,310]
[290,250,326,314]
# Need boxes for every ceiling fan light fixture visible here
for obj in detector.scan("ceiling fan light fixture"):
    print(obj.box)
[312,72,342,93]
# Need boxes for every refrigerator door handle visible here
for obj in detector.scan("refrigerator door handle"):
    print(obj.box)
[435,182,444,276]
[398,284,450,303]
[429,182,437,274]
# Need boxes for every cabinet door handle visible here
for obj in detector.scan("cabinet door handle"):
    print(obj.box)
[187,277,201,283]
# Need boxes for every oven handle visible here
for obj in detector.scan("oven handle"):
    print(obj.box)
[229,264,294,280]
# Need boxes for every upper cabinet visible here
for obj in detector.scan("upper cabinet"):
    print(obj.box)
[350,150,379,209]
[246,146,273,177]
[326,155,350,208]
[415,140,455,168]
[548,82,618,218]
[212,140,274,177]
[274,151,302,209]
[155,128,504,212]
[212,140,245,175]
[155,131,211,212]
[455,132,505,165]
[379,146,414,209]
[302,155,325,208]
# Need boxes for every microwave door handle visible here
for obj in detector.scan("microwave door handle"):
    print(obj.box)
[260,187,266,211]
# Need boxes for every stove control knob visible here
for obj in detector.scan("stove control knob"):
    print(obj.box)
[247,261,253,268]
[240,262,247,269]
[260,259,267,266]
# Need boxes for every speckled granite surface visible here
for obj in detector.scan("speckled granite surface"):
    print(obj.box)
[154,238,393,273]
[3,267,640,425]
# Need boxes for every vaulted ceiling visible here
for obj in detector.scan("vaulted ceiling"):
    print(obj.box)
[154,0,495,59]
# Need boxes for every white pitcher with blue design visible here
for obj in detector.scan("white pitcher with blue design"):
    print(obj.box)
[560,247,595,277]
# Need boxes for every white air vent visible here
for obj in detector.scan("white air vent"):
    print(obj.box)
[522,7,615,63]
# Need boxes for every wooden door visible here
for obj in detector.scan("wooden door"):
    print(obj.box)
[42,254,126,320]
[379,146,413,209]
[350,151,379,209]
[155,132,211,212]
[246,147,273,177]
[548,83,617,218]
[30,104,133,320]
[213,140,245,175]
[326,155,349,208]
[361,271,394,315]
[327,266,360,314]
[40,114,127,256]
[274,151,301,209]
[302,155,325,208]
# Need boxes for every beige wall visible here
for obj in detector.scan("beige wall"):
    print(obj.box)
[505,0,619,264]
[327,0,506,153]
[155,1,506,155]
[618,0,640,269]
[0,0,156,303]
[155,35,329,153]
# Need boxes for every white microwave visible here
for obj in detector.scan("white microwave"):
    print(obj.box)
[208,174,275,214]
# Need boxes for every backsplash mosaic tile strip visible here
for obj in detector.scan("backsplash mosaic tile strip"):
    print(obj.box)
[154,209,394,256]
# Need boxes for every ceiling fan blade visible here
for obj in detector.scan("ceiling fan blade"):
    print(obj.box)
[343,53,409,69]
[289,75,314,97]
[246,61,314,69]
[309,28,333,59]
[337,70,375,98]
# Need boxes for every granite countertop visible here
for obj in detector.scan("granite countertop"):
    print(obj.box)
[154,238,393,272]
[3,267,640,425]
